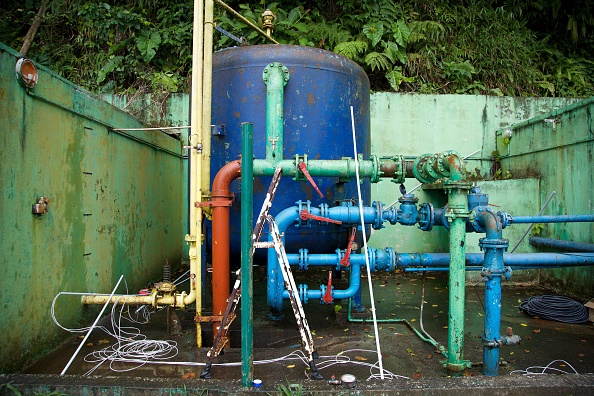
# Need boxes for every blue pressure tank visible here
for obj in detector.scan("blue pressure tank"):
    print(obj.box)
[209,45,370,260]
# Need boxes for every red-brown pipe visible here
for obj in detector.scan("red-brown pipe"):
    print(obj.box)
[211,159,241,341]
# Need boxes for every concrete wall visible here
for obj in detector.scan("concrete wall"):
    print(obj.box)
[0,43,184,372]
[496,97,594,296]
[368,93,581,255]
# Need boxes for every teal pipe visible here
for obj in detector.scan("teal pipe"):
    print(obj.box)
[444,181,473,372]
[240,122,254,387]
[263,62,289,165]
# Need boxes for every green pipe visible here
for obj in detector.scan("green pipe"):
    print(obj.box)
[263,63,289,165]
[346,299,447,357]
[444,181,473,372]
[240,122,254,387]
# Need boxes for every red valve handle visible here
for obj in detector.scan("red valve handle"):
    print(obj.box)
[340,227,357,267]
[297,162,324,198]
[299,210,342,225]
[322,271,333,304]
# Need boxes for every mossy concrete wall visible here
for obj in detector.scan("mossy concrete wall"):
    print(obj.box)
[0,43,184,373]
[369,93,581,256]
[496,97,594,296]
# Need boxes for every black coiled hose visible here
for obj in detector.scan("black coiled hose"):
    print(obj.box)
[519,295,589,324]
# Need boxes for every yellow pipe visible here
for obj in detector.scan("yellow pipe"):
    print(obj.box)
[81,2,208,348]
[189,0,205,348]
[201,0,214,209]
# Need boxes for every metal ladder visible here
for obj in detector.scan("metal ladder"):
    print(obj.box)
[266,214,322,379]
[200,167,322,380]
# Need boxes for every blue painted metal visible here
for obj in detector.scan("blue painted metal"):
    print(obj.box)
[210,45,370,260]
[475,211,509,376]
[529,236,594,252]
[268,202,380,314]
[510,214,594,224]
[282,263,361,302]
[396,252,594,267]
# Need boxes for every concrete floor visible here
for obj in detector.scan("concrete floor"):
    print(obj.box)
[4,268,594,395]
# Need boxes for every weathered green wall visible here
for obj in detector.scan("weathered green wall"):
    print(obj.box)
[0,43,184,372]
[496,97,594,296]
[369,93,581,254]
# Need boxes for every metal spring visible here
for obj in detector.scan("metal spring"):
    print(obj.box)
[163,260,171,283]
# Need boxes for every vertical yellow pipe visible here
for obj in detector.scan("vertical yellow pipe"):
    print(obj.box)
[202,0,214,196]
[189,0,205,348]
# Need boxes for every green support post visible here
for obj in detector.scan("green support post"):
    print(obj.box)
[444,180,473,372]
[241,122,254,387]
[263,62,289,165]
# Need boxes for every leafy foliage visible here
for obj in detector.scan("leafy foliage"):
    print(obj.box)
[1,0,593,96]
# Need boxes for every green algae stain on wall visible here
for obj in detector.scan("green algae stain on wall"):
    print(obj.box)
[0,43,183,373]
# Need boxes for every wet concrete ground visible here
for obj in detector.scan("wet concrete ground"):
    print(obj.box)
[8,268,594,395]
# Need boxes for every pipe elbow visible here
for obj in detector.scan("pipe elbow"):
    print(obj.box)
[444,151,465,181]
[212,160,241,199]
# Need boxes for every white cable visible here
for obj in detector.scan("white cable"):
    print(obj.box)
[509,359,580,376]
[60,275,125,375]
[350,106,385,379]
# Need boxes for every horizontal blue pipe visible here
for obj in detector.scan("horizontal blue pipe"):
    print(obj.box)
[397,252,594,267]
[511,214,594,224]
[281,262,361,301]
[529,236,594,252]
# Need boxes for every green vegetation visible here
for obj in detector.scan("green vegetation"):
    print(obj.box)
[1,0,593,97]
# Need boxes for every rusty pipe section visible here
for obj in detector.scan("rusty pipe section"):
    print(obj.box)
[211,159,241,337]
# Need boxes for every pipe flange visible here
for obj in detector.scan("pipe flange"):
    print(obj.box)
[418,202,434,231]
[367,247,376,271]
[296,200,311,228]
[335,248,344,271]
[262,62,289,86]
[436,152,450,176]
[369,155,382,183]
[412,154,435,184]
[293,154,308,181]
[299,284,309,304]
[299,248,309,271]
[372,201,384,230]
[479,237,509,251]
[498,211,513,228]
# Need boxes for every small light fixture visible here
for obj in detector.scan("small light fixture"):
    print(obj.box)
[15,58,38,88]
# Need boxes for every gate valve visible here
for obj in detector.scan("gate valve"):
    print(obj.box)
[340,227,357,267]
[299,210,342,225]
[297,162,324,198]
[322,271,333,304]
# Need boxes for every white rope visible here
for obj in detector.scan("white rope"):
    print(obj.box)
[350,106,385,379]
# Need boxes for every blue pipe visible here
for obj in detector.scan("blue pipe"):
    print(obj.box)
[529,236,594,252]
[475,210,508,377]
[268,202,382,316]
[510,214,594,224]
[397,252,594,267]
[281,263,361,302]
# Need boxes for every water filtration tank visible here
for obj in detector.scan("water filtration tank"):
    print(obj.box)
[209,44,370,260]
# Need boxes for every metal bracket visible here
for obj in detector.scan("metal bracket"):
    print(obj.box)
[195,315,223,323]
[194,200,233,208]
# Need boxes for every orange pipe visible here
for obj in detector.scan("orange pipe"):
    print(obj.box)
[211,159,241,341]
